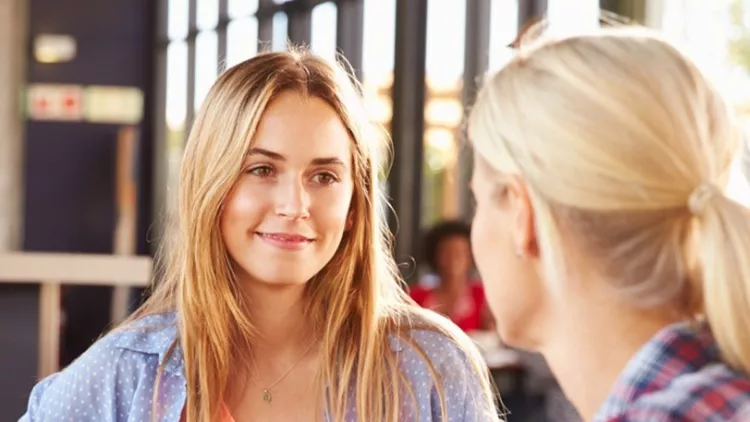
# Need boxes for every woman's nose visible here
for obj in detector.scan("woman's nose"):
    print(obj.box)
[274,177,311,220]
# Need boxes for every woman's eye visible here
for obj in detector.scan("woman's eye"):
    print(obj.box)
[313,172,338,185]
[247,165,274,178]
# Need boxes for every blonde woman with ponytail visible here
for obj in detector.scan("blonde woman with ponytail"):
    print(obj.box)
[20,50,499,422]
[468,26,750,422]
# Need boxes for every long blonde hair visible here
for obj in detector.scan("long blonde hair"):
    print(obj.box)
[129,50,495,421]
[469,27,750,375]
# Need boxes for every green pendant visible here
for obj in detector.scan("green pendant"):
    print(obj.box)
[263,389,272,403]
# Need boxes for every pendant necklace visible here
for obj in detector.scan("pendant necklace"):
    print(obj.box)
[260,341,316,403]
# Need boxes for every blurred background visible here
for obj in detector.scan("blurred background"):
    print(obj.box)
[1,0,750,420]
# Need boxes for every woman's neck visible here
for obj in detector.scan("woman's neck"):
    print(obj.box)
[239,281,316,359]
[539,296,680,421]
[226,281,320,405]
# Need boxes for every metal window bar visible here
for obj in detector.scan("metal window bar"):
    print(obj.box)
[336,0,364,80]
[518,0,548,29]
[388,0,428,277]
[186,0,197,129]
[458,0,491,219]
[218,0,229,71]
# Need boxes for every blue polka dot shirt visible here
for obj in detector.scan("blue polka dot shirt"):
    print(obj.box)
[19,313,499,421]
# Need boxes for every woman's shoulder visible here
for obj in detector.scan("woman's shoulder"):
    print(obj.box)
[20,312,185,422]
[112,312,181,353]
[389,309,482,361]
[621,363,750,421]
[386,311,499,421]
[97,311,183,371]
[391,325,469,368]
[600,321,750,421]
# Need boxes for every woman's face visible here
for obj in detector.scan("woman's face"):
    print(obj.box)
[469,155,547,347]
[220,91,354,288]
[435,235,473,279]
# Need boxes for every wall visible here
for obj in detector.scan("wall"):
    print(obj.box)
[0,0,156,418]
[0,1,35,419]
[24,0,155,256]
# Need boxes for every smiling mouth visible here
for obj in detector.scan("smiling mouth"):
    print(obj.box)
[255,232,315,247]
[257,232,313,241]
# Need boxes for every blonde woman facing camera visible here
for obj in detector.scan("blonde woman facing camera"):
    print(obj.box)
[468,28,750,421]
[20,51,498,422]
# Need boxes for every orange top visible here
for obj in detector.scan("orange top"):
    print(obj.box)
[179,404,235,422]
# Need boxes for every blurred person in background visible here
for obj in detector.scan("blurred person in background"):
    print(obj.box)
[20,50,499,422]
[468,25,750,421]
[410,220,494,333]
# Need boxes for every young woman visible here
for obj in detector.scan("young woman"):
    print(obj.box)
[468,27,750,421]
[410,220,492,333]
[21,51,498,422]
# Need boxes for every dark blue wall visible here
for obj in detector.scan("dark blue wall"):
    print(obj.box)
[24,0,155,256]
[2,0,156,419]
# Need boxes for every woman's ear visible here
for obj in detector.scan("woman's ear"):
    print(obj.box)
[505,175,539,258]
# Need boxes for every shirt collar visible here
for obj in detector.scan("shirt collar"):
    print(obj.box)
[112,312,185,377]
[594,320,720,421]
[109,312,450,379]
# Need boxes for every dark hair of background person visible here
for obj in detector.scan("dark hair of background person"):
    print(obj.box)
[423,220,472,272]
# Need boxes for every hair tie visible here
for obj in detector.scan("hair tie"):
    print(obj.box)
[688,183,721,216]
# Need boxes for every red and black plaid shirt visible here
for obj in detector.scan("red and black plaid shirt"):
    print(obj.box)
[594,321,750,421]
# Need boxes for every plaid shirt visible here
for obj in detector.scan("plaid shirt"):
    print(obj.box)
[594,321,750,421]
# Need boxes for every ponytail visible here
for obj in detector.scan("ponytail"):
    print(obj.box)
[694,184,750,374]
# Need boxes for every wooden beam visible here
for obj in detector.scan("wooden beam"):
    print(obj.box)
[0,253,152,286]
[38,281,61,378]
[111,126,141,323]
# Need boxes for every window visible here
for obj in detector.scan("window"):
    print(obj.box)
[422,0,466,228]
[227,2,259,68]
[489,0,518,72]
[655,0,750,205]
[547,0,600,35]
[362,0,396,180]
[159,0,538,256]
[164,0,190,215]
[311,2,338,63]
[168,0,189,41]
[165,42,188,141]
[229,0,258,19]
[158,0,371,220]
[227,17,259,67]
[194,30,218,110]
[164,41,187,214]
[197,0,219,31]
[272,12,288,51]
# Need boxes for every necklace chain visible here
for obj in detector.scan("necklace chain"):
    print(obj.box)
[260,341,317,403]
